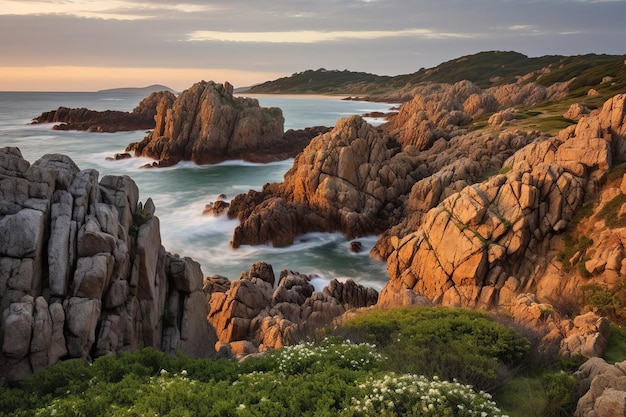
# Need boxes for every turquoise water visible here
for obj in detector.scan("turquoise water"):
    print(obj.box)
[0,91,393,290]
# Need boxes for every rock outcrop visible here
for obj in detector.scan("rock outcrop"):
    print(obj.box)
[384,79,569,150]
[125,81,291,166]
[381,94,626,310]
[228,115,418,247]
[32,91,176,132]
[575,358,626,417]
[0,147,216,382]
[205,262,378,355]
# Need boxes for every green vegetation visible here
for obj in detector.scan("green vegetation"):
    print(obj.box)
[596,193,626,228]
[498,165,513,175]
[579,278,626,325]
[245,68,389,95]
[1,306,624,416]
[604,324,626,363]
[607,160,626,182]
[330,307,530,392]
[556,235,593,274]
[244,51,626,96]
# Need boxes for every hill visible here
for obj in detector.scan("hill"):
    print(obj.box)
[97,84,176,94]
[243,51,626,98]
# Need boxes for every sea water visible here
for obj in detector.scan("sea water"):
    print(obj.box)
[0,91,395,290]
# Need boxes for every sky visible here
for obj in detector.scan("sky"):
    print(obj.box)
[0,0,625,91]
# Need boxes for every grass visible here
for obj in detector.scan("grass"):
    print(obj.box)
[606,160,626,182]
[495,374,546,417]
[556,235,594,274]
[596,193,626,228]
[604,324,626,364]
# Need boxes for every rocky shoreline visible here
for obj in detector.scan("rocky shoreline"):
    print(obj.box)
[9,60,626,415]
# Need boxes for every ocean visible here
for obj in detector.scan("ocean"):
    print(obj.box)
[0,90,395,291]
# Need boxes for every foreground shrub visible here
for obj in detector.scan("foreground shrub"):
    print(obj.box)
[343,373,509,417]
[335,307,530,391]
[264,337,382,375]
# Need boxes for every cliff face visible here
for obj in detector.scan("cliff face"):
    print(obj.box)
[0,148,216,383]
[381,94,626,310]
[126,81,288,166]
[226,78,626,358]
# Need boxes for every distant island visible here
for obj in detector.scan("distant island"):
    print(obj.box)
[96,84,177,94]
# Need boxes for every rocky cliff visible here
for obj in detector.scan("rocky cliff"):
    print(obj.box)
[32,91,176,132]
[0,147,216,383]
[381,94,626,309]
[228,78,562,249]
[227,74,626,358]
[125,81,291,166]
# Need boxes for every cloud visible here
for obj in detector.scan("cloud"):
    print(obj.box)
[187,28,478,43]
[0,0,214,20]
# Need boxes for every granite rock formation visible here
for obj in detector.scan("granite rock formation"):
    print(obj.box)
[385,79,569,150]
[0,147,216,382]
[125,81,290,166]
[228,115,419,247]
[32,91,176,132]
[574,357,626,417]
[205,262,378,355]
[381,94,626,309]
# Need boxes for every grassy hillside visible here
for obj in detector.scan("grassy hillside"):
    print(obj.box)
[243,51,626,96]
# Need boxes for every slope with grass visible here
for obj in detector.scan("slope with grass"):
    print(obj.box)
[243,51,626,98]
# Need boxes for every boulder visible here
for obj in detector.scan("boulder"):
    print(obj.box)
[575,358,626,417]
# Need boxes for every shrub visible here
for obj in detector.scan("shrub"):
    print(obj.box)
[343,373,509,417]
[335,307,530,391]
[540,373,580,417]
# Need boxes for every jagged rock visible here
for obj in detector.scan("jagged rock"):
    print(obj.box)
[0,148,216,382]
[575,358,626,417]
[206,264,378,351]
[31,91,176,132]
[380,95,625,316]
[564,103,591,121]
[229,115,418,247]
[560,312,611,358]
[203,194,230,216]
[125,81,288,165]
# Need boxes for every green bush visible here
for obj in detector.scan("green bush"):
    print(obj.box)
[540,373,579,417]
[334,307,530,391]
[343,373,508,417]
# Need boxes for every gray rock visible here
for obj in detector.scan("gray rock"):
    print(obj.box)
[0,208,45,258]
[63,297,101,358]
[2,297,34,359]
[30,297,52,371]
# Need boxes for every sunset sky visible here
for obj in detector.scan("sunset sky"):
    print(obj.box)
[1,0,625,91]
